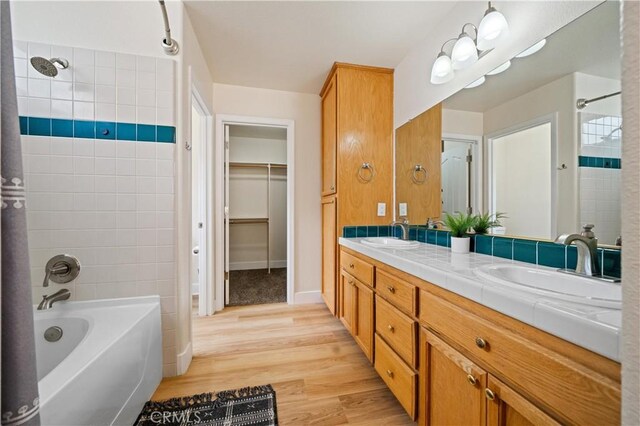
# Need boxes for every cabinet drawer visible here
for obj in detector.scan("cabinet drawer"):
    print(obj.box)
[376,295,416,368]
[375,269,417,315]
[419,290,620,426]
[374,334,416,419]
[340,250,373,287]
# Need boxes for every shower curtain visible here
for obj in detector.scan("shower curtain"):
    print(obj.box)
[1,2,41,425]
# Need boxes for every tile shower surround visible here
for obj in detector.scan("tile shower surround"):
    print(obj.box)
[15,40,178,376]
[343,225,621,278]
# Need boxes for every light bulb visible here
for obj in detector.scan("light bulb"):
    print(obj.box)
[451,35,478,70]
[486,60,511,76]
[477,5,509,51]
[465,76,485,89]
[430,53,454,84]
[515,39,546,58]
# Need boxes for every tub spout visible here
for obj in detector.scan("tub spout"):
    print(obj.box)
[37,289,71,310]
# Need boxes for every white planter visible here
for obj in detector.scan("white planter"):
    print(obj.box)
[450,236,470,254]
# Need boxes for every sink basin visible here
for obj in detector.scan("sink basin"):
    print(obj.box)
[475,264,621,308]
[361,237,420,249]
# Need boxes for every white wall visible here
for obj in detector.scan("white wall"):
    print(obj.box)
[621,1,640,423]
[212,83,321,299]
[394,1,600,129]
[492,123,552,238]
[442,108,483,136]
[484,74,576,235]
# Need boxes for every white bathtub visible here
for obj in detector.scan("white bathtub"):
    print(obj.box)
[34,296,162,426]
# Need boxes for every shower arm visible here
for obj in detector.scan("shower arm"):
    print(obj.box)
[576,91,621,110]
[159,0,179,55]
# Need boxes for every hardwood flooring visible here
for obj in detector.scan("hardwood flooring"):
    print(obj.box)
[153,303,415,425]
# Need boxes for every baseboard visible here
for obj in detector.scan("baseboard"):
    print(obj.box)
[294,290,323,304]
[230,260,287,270]
[176,342,192,376]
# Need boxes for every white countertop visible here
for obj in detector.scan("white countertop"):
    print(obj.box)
[339,237,621,362]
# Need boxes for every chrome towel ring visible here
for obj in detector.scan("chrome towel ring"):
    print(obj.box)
[358,162,376,183]
[411,164,427,184]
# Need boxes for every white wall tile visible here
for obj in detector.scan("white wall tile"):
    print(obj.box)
[75,66,95,84]
[116,158,135,176]
[29,98,50,117]
[18,97,29,116]
[74,48,95,66]
[51,138,73,156]
[117,87,136,106]
[95,158,116,175]
[51,100,73,119]
[96,103,116,122]
[73,101,94,120]
[137,106,156,124]
[14,41,28,58]
[51,81,73,100]
[116,141,136,158]
[74,83,95,102]
[156,91,173,109]
[156,108,174,126]
[136,142,155,159]
[14,58,28,78]
[29,42,51,61]
[137,71,155,90]
[96,51,116,68]
[117,194,136,211]
[137,89,156,107]
[73,139,94,157]
[96,67,116,86]
[14,77,27,98]
[116,68,136,88]
[96,85,116,104]
[117,105,136,123]
[116,176,136,193]
[50,156,73,174]
[136,159,156,176]
[137,56,156,73]
[136,177,155,194]
[116,53,136,70]
[28,78,51,98]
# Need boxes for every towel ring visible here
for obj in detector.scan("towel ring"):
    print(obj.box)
[358,162,376,183]
[411,164,427,184]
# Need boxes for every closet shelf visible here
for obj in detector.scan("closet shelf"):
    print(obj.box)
[229,162,287,169]
[228,218,269,224]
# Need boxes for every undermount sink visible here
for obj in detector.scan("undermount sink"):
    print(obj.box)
[475,264,621,309]
[361,237,420,249]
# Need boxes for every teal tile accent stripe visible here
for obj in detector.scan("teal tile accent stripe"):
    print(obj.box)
[578,155,621,169]
[343,225,621,278]
[19,115,176,143]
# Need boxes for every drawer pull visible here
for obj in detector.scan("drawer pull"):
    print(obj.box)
[387,286,396,294]
[485,388,496,401]
[349,263,354,269]
[466,374,477,386]
[386,369,394,378]
[387,324,395,333]
[475,337,487,349]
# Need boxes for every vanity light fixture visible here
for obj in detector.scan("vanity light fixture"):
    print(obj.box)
[430,38,457,84]
[451,24,479,70]
[515,39,547,58]
[477,1,510,51]
[486,60,511,75]
[465,76,486,89]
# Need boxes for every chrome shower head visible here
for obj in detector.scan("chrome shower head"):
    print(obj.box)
[29,57,69,77]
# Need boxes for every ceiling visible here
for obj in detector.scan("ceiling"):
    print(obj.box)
[184,1,458,94]
[444,1,621,113]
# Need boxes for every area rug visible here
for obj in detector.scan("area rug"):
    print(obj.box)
[134,385,278,426]
[228,268,287,306]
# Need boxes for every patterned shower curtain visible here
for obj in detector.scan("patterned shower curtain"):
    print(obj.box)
[0,2,41,425]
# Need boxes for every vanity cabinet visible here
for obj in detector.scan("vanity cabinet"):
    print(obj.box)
[337,246,621,426]
[320,63,394,315]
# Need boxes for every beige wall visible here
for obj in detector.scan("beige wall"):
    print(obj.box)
[621,1,639,423]
[212,83,322,299]
[442,109,483,136]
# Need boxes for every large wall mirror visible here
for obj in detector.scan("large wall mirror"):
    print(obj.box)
[395,0,621,246]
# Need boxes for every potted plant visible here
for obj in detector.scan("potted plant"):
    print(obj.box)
[472,212,507,235]
[443,212,476,254]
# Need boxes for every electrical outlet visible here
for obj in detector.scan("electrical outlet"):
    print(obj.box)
[399,203,408,217]
[377,203,386,217]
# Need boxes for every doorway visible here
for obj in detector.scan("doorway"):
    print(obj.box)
[441,135,482,216]
[215,115,295,312]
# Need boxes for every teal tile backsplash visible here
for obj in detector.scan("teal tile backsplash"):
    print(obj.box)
[342,225,622,278]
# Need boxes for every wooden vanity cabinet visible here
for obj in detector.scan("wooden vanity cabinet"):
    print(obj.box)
[339,268,374,362]
[320,63,394,315]
[321,196,337,314]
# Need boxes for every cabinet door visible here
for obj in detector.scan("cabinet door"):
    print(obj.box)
[423,330,487,426]
[321,75,337,196]
[339,270,356,334]
[353,281,374,362]
[321,196,337,314]
[486,376,560,426]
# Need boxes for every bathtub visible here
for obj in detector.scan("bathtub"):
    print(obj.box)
[34,296,162,426]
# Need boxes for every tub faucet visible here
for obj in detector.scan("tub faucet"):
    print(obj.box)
[554,224,600,277]
[391,218,410,240]
[37,289,71,310]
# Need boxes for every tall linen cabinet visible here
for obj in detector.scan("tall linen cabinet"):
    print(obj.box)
[320,63,394,315]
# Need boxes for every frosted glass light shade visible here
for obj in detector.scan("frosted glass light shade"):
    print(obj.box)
[451,35,478,70]
[465,76,485,89]
[487,60,511,76]
[477,9,509,51]
[430,53,454,84]
[516,39,547,58]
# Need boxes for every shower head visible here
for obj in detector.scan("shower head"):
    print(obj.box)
[29,57,69,77]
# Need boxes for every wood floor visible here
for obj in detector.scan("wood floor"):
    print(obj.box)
[153,303,416,425]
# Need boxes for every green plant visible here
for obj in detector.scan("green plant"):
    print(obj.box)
[472,212,507,235]
[442,212,476,238]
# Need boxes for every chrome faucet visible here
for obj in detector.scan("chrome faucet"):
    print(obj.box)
[37,289,71,310]
[391,218,410,240]
[555,224,600,277]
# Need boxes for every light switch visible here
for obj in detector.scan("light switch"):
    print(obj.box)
[377,203,386,216]
[399,203,408,217]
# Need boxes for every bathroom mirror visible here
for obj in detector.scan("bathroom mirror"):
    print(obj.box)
[395,1,622,246]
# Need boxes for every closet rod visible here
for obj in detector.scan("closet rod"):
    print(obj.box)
[228,218,269,224]
[229,162,287,169]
